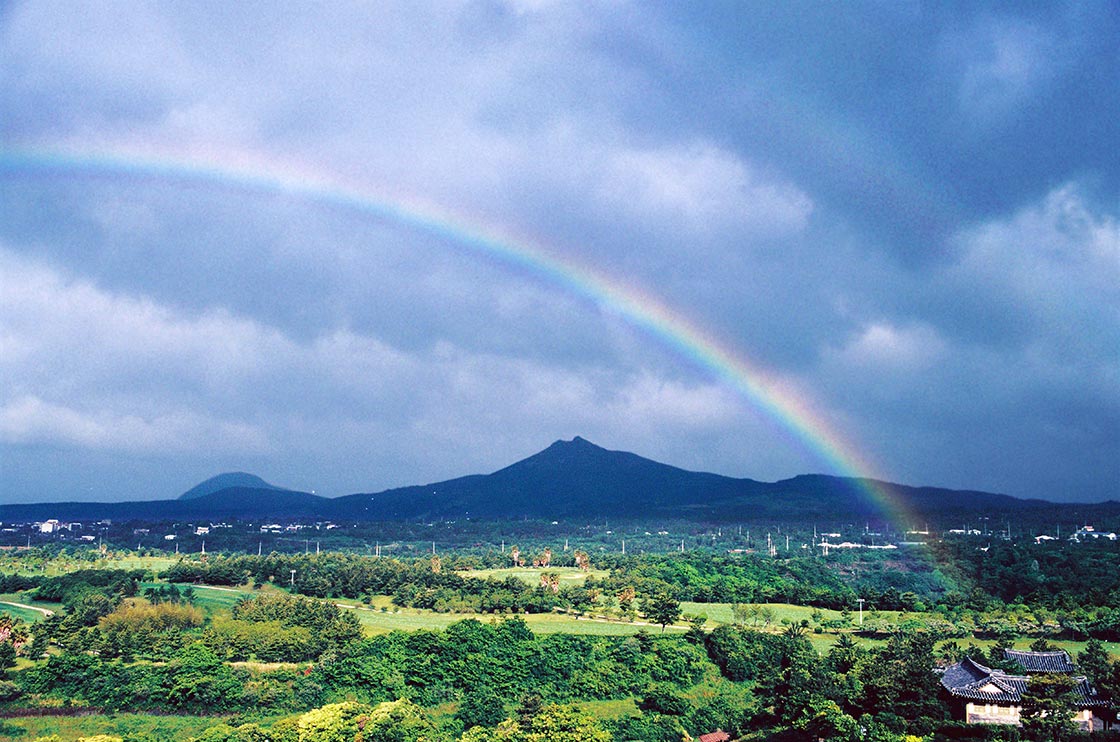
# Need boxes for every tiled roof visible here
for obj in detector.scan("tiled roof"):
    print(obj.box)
[698,732,731,742]
[1003,649,1077,674]
[941,657,1108,708]
[941,657,1025,702]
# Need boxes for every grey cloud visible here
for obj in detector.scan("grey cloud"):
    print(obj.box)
[1,1,1116,503]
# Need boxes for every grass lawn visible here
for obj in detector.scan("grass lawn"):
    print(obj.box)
[0,554,178,577]
[0,712,267,742]
[454,566,610,585]
[337,599,686,636]
[0,599,50,623]
[681,601,902,627]
[938,636,1120,661]
[154,582,267,612]
[577,697,639,720]
[0,592,58,621]
[107,556,178,572]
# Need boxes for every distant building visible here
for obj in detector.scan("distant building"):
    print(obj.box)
[941,650,1110,731]
[38,519,60,533]
[1070,526,1118,542]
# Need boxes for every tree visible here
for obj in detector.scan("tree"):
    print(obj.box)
[458,684,507,730]
[642,592,681,633]
[1077,638,1112,695]
[1030,636,1056,652]
[796,699,860,742]
[0,642,15,672]
[297,701,372,742]
[460,702,610,742]
[617,586,636,619]
[1020,674,1079,742]
[561,586,593,619]
[359,698,434,742]
[731,602,753,626]
[165,642,244,711]
[857,632,946,726]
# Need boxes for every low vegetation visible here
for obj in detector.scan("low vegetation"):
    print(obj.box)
[0,535,1116,741]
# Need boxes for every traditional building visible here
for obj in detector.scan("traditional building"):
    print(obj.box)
[941,650,1110,732]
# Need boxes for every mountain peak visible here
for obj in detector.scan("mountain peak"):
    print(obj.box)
[548,435,597,450]
[178,472,285,500]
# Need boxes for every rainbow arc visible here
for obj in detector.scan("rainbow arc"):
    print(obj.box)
[0,145,916,529]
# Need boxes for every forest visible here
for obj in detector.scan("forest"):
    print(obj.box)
[0,533,1118,742]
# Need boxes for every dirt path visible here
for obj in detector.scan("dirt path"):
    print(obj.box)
[0,600,54,616]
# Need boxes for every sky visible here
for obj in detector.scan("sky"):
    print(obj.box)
[0,1,1117,505]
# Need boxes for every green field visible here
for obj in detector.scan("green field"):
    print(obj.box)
[0,593,56,623]
[577,697,640,720]
[453,566,610,585]
[107,556,178,572]
[158,582,260,611]
[0,554,177,577]
[338,599,686,636]
[0,712,281,742]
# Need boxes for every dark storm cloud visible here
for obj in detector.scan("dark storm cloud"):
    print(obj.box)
[0,1,1116,503]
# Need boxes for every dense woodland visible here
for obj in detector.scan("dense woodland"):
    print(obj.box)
[0,534,1118,742]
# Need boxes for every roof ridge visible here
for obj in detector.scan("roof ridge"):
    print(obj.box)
[964,655,993,674]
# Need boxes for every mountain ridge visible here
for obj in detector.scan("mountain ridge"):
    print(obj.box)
[2,437,1115,523]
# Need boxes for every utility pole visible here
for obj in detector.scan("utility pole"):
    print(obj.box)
[857,598,865,625]
[290,569,296,588]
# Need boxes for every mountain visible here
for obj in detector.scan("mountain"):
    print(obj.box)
[179,472,285,500]
[175,487,327,519]
[2,437,1116,524]
[329,436,761,519]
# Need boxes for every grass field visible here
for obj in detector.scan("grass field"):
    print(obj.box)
[0,712,282,742]
[150,590,1120,655]
[0,600,50,623]
[0,554,178,577]
[337,600,686,636]
[453,566,610,585]
[0,592,57,621]
[156,582,259,610]
[577,697,639,720]
[108,556,178,572]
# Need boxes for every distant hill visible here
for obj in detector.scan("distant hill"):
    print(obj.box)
[2,437,1117,524]
[179,472,285,500]
[329,437,1070,523]
[329,436,759,519]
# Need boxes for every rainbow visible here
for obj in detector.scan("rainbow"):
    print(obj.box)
[0,145,916,528]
